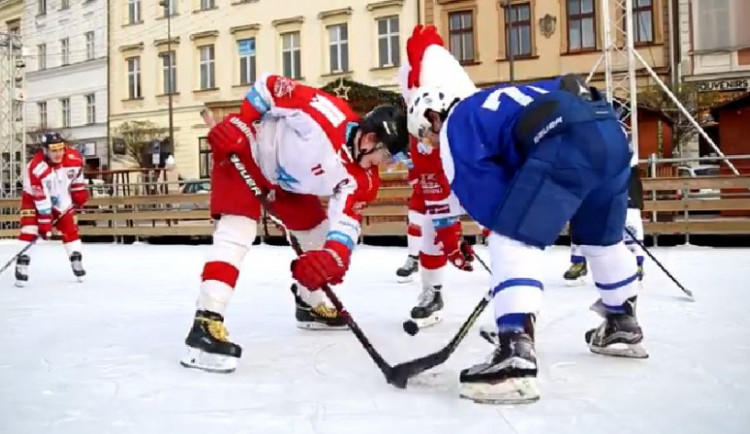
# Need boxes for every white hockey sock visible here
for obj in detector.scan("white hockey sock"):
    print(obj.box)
[582,243,639,310]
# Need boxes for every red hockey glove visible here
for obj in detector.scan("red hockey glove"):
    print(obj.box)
[37,214,53,240]
[435,222,474,271]
[406,25,445,88]
[71,188,89,208]
[207,114,251,163]
[291,241,351,290]
[481,227,491,238]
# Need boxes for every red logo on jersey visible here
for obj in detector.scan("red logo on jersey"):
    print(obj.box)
[311,164,324,176]
[67,169,78,179]
[274,77,296,98]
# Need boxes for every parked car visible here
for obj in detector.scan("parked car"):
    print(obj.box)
[179,179,211,210]
[676,165,720,199]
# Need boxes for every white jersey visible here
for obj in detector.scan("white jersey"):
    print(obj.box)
[22,149,85,215]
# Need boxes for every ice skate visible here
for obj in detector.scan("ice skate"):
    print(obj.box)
[396,255,419,283]
[409,285,443,329]
[563,261,587,286]
[14,254,30,288]
[181,310,242,373]
[69,251,85,282]
[291,284,347,330]
[459,331,539,404]
[585,297,648,359]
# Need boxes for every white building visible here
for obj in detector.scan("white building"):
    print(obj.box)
[23,0,108,170]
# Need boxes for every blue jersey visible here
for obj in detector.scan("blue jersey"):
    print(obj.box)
[441,78,563,227]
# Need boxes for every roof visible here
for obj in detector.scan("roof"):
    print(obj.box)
[710,92,750,118]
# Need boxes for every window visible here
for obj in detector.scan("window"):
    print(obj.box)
[7,20,20,35]
[128,0,141,24]
[238,38,256,85]
[85,32,95,60]
[61,0,70,9]
[61,38,70,65]
[160,51,177,94]
[61,98,71,128]
[448,11,475,63]
[38,0,47,15]
[162,0,177,17]
[200,0,215,10]
[328,24,349,73]
[632,0,654,44]
[199,137,212,178]
[506,3,532,57]
[38,102,47,129]
[86,94,96,124]
[199,45,215,89]
[377,16,400,67]
[694,0,732,51]
[127,57,141,99]
[37,44,47,70]
[281,32,301,79]
[567,0,596,51]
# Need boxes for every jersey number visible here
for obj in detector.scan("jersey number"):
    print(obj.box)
[310,95,346,127]
[481,86,548,111]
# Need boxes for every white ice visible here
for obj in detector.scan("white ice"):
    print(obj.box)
[0,240,749,434]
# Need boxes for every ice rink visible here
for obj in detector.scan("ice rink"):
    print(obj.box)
[1,240,748,434]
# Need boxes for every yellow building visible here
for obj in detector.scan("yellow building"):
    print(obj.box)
[109,0,418,179]
[422,0,671,88]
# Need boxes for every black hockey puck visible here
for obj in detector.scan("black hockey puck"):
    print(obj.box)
[403,320,419,336]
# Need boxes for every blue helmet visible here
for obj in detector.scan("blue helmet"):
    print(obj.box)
[39,132,65,148]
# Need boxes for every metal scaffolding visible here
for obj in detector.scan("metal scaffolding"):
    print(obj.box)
[0,31,26,198]
[587,0,739,174]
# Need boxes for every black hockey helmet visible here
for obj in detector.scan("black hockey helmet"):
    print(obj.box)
[39,132,66,151]
[359,104,409,157]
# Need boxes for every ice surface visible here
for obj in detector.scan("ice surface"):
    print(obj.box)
[1,240,749,434]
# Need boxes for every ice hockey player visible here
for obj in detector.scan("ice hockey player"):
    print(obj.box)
[407,68,648,402]
[15,132,89,287]
[181,73,409,373]
[564,142,646,284]
[392,26,476,328]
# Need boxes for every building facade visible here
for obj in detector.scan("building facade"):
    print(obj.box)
[23,0,109,171]
[109,0,418,179]
[421,0,671,89]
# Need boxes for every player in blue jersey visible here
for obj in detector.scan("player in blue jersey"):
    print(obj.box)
[406,74,648,404]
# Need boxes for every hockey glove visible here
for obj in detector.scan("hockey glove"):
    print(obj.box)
[37,214,53,240]
[207,114,251,163]
[71,188,89,208]
[291,241,350,290]
[435,222,474,271]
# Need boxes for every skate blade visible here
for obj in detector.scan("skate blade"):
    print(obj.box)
[14,280,26,288]
[564,277,586,287]
[411,314,442,329]
[460,377,540,405]
[397,275,415,283]
[76,276,84,283]
[296,321,348,331]
[589,342,649,359]
[180,346,238,373]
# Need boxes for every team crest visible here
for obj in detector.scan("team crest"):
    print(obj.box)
[67,169,77,179]
[274,77,296,98]
[416,140,434,155]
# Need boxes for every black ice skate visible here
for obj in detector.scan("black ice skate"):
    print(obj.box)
[181,310,242,373]
[459,331,540,404]
[291,284,347,330]
[563,261,588,286]
[69,251,85,282]
[14,254,30,288]
[585,297,648,359]
[409,285,443,328]
[396,255,419,283]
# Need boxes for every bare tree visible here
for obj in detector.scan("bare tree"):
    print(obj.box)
[112,120,169,168]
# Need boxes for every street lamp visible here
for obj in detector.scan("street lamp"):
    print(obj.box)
[159,0,175,158]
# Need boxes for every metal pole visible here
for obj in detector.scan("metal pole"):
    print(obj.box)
[504,0,515,83]
[166,1,175,155]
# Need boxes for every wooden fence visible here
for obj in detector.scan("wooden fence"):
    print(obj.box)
[2,174,750,240]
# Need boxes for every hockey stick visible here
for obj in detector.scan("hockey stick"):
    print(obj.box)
[200,109,399,386]
[389,251,494,386]
[624,227,694,300]
[0,205,78,277]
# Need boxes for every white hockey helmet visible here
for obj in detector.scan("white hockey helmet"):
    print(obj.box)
[406,86,460,140]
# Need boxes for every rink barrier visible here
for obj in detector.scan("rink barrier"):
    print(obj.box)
[1,175,749,240]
